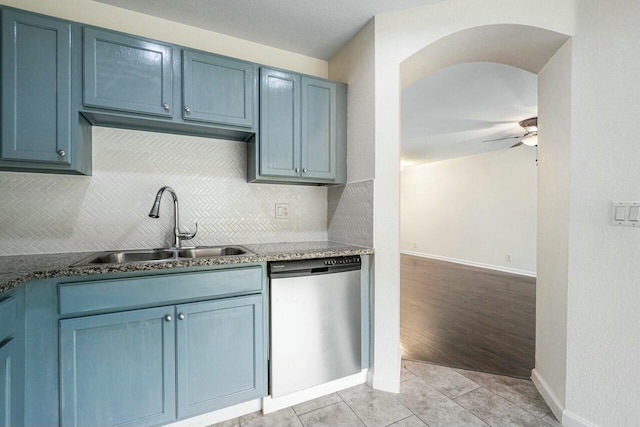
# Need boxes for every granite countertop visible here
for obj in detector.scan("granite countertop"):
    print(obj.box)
[0,241,374,294]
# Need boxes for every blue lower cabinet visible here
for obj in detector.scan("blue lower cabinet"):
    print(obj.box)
[176,295,265,418]
[58,293,266,427]
[0,339,15,427]
[59,306,176,427]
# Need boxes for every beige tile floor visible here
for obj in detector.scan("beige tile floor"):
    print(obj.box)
[212,360,562,427]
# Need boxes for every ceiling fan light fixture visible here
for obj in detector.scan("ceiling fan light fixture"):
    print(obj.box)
[519,117,538,134]
[521,132,538,146]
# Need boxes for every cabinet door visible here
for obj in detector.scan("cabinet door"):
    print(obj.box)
[301,77,337,180]
[176,295,265,417]
[60,306,176,427]
[259,68,301,177]
[83,28,173,117]
[1,10,71,164]
[0,339,15,427]
[183,50,255,128]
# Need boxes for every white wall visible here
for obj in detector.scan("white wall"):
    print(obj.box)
[374,0,640,424]
[328,21,396,390]
[564,1,640,426]
[2,0,327,77]
[401,148,538,276]
[534,39,572,414]
[367,0,576,394]
[329,20,376,183]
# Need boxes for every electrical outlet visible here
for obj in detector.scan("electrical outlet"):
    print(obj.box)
[275,203,290,219]
[506,254,512,262]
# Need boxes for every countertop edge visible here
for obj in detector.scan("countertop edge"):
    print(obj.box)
[0,244,374,295]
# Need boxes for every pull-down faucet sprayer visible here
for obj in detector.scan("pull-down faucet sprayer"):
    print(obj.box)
[148,186,197,248]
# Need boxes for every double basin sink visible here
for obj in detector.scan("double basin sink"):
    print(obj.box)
[75,246,252,266]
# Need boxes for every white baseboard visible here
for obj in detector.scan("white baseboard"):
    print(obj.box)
[531,369,564,422]
[530,369,597,427]
[163,398,262,427]
[401,250,536,278]
[563,411,598,427]
[262,369,368,414]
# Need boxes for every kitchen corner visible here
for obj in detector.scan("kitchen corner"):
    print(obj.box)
[0,4,376,427]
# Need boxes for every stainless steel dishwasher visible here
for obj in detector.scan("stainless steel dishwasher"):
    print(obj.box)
[269,256,361,398]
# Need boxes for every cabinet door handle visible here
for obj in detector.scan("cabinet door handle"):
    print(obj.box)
[295,167,300,173]
[164,315,172,322]
[163,103,170,110]
[57,150,66,157]
[178,313,185,320]
[184,106,191,112]
[302,168,308,174]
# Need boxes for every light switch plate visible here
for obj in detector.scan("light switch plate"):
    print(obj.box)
[611,201,640,227]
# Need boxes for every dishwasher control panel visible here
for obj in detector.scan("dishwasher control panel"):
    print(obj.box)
[323,256,360,266]
[269,255,361,276]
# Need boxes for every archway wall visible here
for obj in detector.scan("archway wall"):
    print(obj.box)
[366,0,577,397]
[331,0,640,424]
[365,0,640,425]
[534,38,573,416]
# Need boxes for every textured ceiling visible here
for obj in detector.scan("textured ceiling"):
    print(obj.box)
[91,0,442,59]
[402,62,538,165]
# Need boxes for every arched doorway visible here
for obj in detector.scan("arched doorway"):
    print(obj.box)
[361,6,574,419]
[400,59,540,378]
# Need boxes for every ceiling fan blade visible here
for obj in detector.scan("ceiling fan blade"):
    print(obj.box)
[482,135,522,143]
[510,141,524,148]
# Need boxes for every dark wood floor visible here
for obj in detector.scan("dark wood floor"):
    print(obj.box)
[400,254,536,378]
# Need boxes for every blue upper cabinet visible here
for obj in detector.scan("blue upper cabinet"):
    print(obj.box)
[80,27,257,140]
[182,50,256,128]
[301,77,337,180]
[176,295,265,417]
[0,10,75,168]
[250,67,346,185]
[259,68,301,177]
[60,306,177,427]
[83,28,173,117]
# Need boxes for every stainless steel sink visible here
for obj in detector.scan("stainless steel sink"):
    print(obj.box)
[73,246,252,266]
[77,249,177,265]
[178,246,248,258]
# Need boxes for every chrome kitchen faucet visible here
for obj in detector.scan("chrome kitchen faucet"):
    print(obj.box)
[148,186,197,248]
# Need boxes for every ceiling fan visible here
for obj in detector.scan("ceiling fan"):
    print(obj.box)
[483,117,538,148]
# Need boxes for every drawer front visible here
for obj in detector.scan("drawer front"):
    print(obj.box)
[58,267,263,316]
[0,297,16,341]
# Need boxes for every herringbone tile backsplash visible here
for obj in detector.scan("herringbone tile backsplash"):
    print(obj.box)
[328,180,373,247]
[0,127,328,255]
